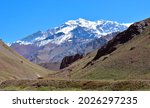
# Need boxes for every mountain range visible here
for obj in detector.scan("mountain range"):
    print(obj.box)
[55,18,150,81]
[1,18,150,90]
[10,18,129,70]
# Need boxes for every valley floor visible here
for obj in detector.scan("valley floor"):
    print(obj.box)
[0,79,150,91]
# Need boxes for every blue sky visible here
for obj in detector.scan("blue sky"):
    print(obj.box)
[0,0,150,43]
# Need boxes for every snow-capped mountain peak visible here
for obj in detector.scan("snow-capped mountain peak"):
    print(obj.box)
[65,18,97,29]
[11,18,130,47]
[11,18,131,63]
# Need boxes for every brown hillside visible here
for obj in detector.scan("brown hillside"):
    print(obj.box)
[0,41,53,82]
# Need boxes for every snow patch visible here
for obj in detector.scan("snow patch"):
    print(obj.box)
[34,34,47,41]
[51,33,73,45]
[65,18,97,30]
[16,40,32,45]
[6,43,11,46]
[122,23,133,27]
[37,39,53,46]
[56,26,76,34]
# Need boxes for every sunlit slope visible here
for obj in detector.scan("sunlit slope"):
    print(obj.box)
[0,41,53,82]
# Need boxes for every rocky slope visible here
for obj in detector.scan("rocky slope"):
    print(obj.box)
[85,18,150,66]
[48,17,150,80]
[10,18,129,67]
[60,54,83,69]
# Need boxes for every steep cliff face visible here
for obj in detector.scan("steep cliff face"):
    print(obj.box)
[60,54,83,69]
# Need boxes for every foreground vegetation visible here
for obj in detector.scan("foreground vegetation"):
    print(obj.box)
[1,79,150,91]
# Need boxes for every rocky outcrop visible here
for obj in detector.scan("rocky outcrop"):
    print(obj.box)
[60,54,83,69]
[83,18,150,69]
[92,18,150,61]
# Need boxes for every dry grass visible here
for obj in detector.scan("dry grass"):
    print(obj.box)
[0,41,55,82]
[1,79,150,91]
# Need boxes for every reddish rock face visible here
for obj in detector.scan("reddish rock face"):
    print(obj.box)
[60,54,83,69]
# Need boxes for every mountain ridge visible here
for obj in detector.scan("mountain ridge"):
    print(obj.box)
[10,18,130,69]
[1,18,150,91]
[11,18,130,46]
[53,17,150,81]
